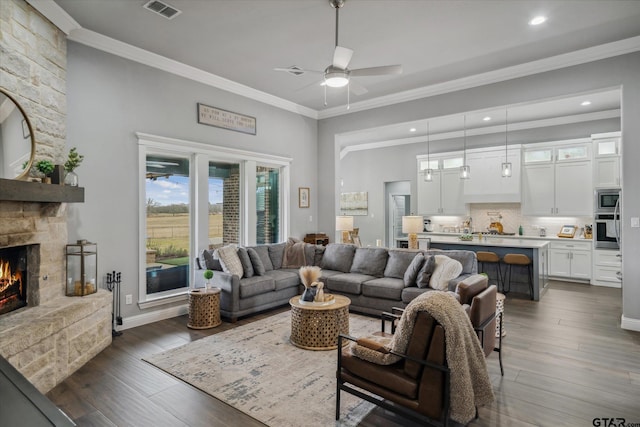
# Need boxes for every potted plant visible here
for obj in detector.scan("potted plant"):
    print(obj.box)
[64,147,84,186]
[36,160,54,183]
[203,269,214,290]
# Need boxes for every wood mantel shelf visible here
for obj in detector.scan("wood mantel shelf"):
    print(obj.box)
[0,178,84,203]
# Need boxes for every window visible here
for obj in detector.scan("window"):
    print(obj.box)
[208,161,240,248]
[256,165,280,244]
[419,159,439,170]
[138,133,291,306]
[442,157,463,169]
[524,148,553,163]
[145,154,190,295]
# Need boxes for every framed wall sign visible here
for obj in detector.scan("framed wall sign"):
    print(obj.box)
[197,103,256,135]
[299,187,310,208]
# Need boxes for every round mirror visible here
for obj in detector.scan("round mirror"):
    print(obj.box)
[0,88,35,180]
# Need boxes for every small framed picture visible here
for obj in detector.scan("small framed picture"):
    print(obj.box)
[298,187,310,208]
[557,225,577,238]
[352,236,362,247]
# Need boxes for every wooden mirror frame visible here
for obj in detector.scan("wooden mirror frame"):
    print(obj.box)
[0,87,36,181]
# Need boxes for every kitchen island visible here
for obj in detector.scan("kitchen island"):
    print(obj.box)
[422,235,549,300]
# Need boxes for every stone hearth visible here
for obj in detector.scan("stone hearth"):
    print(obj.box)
[0,201,112,393]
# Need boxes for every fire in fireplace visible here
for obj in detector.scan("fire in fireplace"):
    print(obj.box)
[0,246,28,316]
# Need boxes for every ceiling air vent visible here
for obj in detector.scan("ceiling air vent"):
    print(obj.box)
[143,0,182,20]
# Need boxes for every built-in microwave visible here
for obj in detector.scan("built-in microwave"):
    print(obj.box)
[595,188,620,213]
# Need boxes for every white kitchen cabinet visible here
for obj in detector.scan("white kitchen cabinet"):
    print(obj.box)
[416,155,466,216]
[521,140,592,216]
[463,147,521,203]
[548,240,592,280]
[592,248,622,288]
[592,132,621,188]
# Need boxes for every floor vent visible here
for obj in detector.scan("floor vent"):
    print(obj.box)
[143,0,182,20]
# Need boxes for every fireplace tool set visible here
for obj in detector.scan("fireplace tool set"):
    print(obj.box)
[106,271,122,337]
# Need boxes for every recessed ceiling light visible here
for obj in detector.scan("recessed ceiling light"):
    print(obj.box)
[529,16,547,26]
[581,101,592,106]
[483,116,491,121]
[409,128,417,132]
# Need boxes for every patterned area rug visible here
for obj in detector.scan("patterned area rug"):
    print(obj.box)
[144,310,378,426]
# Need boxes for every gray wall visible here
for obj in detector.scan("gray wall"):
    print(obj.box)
[65,42,318,320]
[319,52,640,327]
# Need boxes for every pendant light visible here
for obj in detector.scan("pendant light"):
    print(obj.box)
[423,121,433,182]
[502,108,512,177]
[460,115,470,179]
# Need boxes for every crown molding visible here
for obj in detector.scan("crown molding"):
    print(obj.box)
[320,36,640,120]
[339,109,620,158]
[25,0,80,34]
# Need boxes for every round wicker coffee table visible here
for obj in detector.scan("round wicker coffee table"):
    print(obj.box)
[187,288,221,329]
[289,295,351,350]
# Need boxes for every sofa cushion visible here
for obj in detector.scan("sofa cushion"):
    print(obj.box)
[214,245,244,278]
[429,255,463,290]
[313,245,326,266]
[384,250,420,279]
[237,247,254,278]
[326,273,374,295]
[251,245,274,271]
[350,247,388,277]
[319,269,342,282]
[362,277,405,300]
[416,255,436,289]
[199,249,222,271]
[265,269,300,291]
[321,244,356,273]
[304,243,316,266]
[425,249,476,274]
[268,242,287,269]
[403,253,425,287]
[401,286,435,304]
[239,276,275,298]
[247,248,266,276]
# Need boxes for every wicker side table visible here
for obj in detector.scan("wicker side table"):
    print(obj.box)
[289,295,350,350]
[188,288,221,329]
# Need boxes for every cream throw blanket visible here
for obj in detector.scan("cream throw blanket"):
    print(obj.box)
[351,291,495,424]
[282,239,306,268]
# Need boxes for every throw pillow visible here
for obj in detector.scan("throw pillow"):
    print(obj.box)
[321,244,356,273]
[247,247,266,276]
[268,242,287,269]
[237,247,254,278]
[215,245,244,278]
[429,255,463,290]
[350,247,388,277]
[403,253,425,287]
[385,250,420,279]
[416,255,436,288]
[198,249,222,271]
[251,245,274,271]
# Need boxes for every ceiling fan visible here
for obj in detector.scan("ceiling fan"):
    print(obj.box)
[274,0,402,102]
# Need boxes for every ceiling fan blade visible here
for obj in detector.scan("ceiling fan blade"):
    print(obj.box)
[332,46,353,70]
[350,64,402,77]
[348,79,368,96]
[274,67,323,76]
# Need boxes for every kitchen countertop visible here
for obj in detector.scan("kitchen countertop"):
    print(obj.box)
[424,235,550,249]
[419,232,593,242]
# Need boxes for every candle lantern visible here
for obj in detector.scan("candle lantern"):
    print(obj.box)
[66,240,98,296]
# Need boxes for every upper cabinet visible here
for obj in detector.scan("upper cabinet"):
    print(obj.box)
[463,146,521,203]
[521,139,593,216]
[416,154,466,216]
[592,132,621,188]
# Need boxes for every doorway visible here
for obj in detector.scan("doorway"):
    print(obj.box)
[384,181,411,248]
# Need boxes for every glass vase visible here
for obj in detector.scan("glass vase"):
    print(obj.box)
[64,170,78,186]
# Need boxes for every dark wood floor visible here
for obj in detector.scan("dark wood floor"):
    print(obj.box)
[47,281,640,427]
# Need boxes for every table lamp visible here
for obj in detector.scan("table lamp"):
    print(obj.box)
[402,216,423,249]
[335,215,354,244]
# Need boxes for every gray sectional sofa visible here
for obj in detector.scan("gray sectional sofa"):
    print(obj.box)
[194,242,477,321]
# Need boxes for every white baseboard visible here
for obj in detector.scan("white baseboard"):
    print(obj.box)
[591,281,622,288]
[118,304,188,331]
[621,315,640,332]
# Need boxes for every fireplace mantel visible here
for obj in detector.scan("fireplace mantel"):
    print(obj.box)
[0,179,84,203]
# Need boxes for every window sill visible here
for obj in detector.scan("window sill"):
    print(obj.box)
[138,291,189,310]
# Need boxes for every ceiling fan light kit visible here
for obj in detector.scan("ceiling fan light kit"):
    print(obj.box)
[275,0,402,108]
